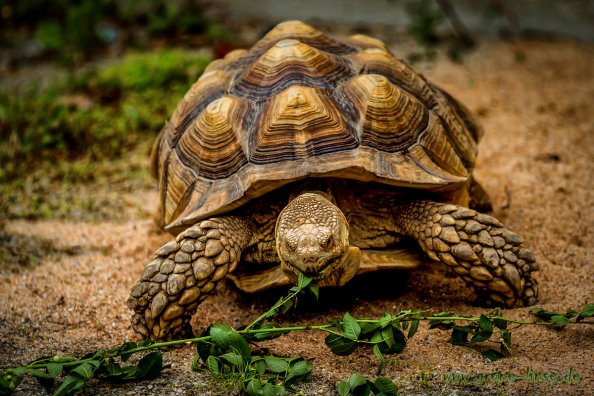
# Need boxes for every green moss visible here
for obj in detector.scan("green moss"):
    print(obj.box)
[0,49,211,221]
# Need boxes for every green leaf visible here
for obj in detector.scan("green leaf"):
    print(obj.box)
[377,326,406,354]
[307,282,320,300]
[262,382,276,396]
[337,380,351,396]
[29,369,55,393]
[264,356,289,373]
[206,355,219,375]
[379,313,393,328]
[297,273,313,290]
[470,332,491,343]
[492,318,508,329]
[348,372,368,389]
[550,315,570,327]
[118,341,138,362]
[481,349,506,361]
[373,376,399,395]
[531,308,560,321]
[53,373,86,396]
[343,312,361,341]
[191,352,201,372]
[220,352,244,368]
[71,363,96,380]
[449,328,469,345]
[285,360,312,383]
[255,358,266,375]
[360,321,381,334]
[381,327,394,349]
[429,315,460,331]
[577,304,594,321]
[275,384,287,395]
[373,344,385,376]
[246,379,263,396]
[325,334,358,356]
[228,331,251,358]
[478,314,493,333]
[47,362,63,378]
[277,298,295,315]
[407,320,419,339]
[136,351,163,380]
[210,323,233,347]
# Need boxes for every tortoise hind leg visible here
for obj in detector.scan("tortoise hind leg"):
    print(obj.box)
[127,217,253,341]
[393,200,539,307]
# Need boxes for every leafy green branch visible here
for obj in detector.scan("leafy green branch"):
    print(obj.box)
[1,274,592,396]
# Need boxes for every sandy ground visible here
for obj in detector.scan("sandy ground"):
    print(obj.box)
[1,38,593,395]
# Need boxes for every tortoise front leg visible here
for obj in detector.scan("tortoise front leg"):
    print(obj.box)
[127,217,253,341]
[393,200,539,307]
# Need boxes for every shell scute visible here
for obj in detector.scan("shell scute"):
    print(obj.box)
[153,21,481,230]
[250,85,357,163]
[232,39,355,98]
[341,74,427,152]
[176,95,248,179]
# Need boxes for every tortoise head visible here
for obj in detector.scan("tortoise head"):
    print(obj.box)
[275,192,360,286]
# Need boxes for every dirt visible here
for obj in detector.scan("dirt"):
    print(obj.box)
[1,37,593,395]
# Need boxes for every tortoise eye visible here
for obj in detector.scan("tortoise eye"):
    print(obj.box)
[322,235,334,248]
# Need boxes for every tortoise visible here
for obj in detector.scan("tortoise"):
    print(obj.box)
[127,20,539,341]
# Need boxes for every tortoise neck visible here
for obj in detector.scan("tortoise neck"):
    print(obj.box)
[287,179,337,205]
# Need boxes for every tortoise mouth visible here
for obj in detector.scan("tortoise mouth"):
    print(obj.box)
[283,254,341,280]
[281,246,359,287]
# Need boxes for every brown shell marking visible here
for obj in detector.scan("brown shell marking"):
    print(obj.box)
[152,21,482,230]
[233,39,354,97]
[349,48,436,107]
[341,74,427,152]
[250,85,357,163]
[176,96,248,179]
[170,70,234,144]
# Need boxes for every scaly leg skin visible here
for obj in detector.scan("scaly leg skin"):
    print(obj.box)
[127,217,253,341]
[394,200,539,307]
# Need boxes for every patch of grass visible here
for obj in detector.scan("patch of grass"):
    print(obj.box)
[0,49,211,221]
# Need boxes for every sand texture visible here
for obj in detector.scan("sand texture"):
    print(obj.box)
[1,38,593,395]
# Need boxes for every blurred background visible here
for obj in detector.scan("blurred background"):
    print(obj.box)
[0,0,593,223]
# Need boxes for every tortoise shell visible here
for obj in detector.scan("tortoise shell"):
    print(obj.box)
[152,20,482,233]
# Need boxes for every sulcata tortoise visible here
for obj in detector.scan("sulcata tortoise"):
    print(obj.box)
[128,20,539,341]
